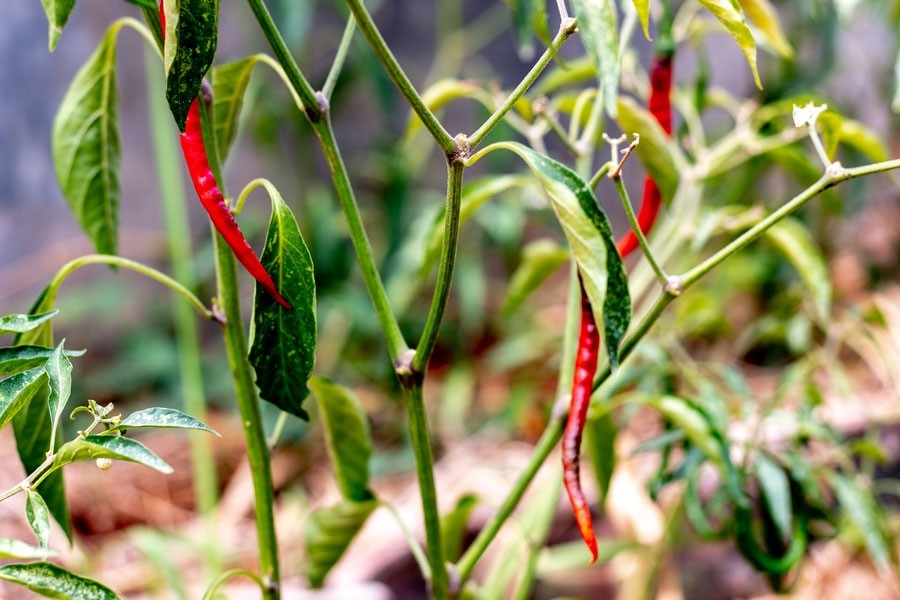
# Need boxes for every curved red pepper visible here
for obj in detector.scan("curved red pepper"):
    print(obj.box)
[160,2,291,309]
[562,283,601,562]
[616,53,673,259]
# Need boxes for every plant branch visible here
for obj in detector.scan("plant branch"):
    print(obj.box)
[322,16,357,100]
[342,0,457,154]
[611,176,668,283]
[468,19,578,149]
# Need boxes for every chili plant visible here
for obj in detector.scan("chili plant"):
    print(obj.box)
[4,0,899,598]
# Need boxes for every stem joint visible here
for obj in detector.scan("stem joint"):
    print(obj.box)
[395,349,423,388]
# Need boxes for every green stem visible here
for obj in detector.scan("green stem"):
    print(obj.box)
[202,569,265,600]
[322,16,357,100]
[413,161,465,373]
[468,19,577,149]
[382,502,432,579]
[611,176,669,283]
[402,385,447,598]
[312,117,408,362]
[245,0,323,120]
[342,0,457,154]
[144,45,220,572]
[46,255,215,322]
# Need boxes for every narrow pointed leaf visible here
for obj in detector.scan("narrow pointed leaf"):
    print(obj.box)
[504,239,570,314]
[0,346,84,378]
[309,377,374,501]
[305,500,378,588]
[40,0,76,51]
[755,454,792,541]
[496,142,631,368]
[737,0,793,58]
[0,562,120,600]
[52,23,124,255]
[571,0,620,116]
[25,492,52,550]
[46,341,73,434]
[830,474,891,572]
[764,219,831,323]
[0,539,57,560]
[631,0,651,39]
[0,367,49,430]
[110,407,219,435]
[53,435,172,474]
[211,55,262,162]
[164,0,218,130]
[441,494,479,562]
[249,187,317,420]
[0,311,59,336]
[616,97,680,202]
[697,0,761,88]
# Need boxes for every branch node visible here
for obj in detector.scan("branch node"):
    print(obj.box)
[395,349,423,387]
[448,133,470,166]
[663,275,684,297]
[610,134,640,179]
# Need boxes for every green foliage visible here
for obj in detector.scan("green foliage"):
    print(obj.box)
[0,562,120,600]
[163,0,219,131]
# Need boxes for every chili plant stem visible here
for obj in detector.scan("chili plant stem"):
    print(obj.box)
[468,19,577,149]
[342,0,457,154]
[413,161,465,373]
[322,16,357,101]
[402,385,448,598]
[611,176,669,283]
[313,117,409,362]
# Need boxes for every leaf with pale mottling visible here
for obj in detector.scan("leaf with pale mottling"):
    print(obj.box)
[0,539,56,560]
[164,0,218,130]
[0,367,49,431]
[109,407,219,435]
[25,491,52,550]
[0,311,59,336]
[831,473,891,572]
[53,435,172,474]
[0,562,120,600]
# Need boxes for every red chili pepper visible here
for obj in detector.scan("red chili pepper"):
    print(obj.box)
[562,282,601,562]
[616,53,673,259]
[159,2,291,309]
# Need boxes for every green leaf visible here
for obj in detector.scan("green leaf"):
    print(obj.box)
[503,239,569,314]
[642,396,724,469]
[754,454,792,542]
[164,0,219,131]
[830,473,891,572]
[697,0,762,88]
[211,56,260,162]
[53,435,173,474]
[0,367,49,430]
[631,0,651,39]
[46,341,73,436]
[305,499,378,588]
[0,538,57,560]
[764,219,831,323]
[571,0,620,116]
[441,494,479,562]
[309,377,374,501]
[616,97,680,202]
[0,562,120,600]
[0,311,59,336]
[25,491,52,550]
[585,410,617,508]
[508,0,541,59]
[40,0,76,51]
[495,142,631,368]
[249,187,317,420]
[737,0,793,58]
[0,347,60,378]
[52,23,124,256]
[110,407,219,435]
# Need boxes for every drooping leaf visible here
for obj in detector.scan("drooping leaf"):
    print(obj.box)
[25,491,52,550]
[110,407,219,435]
[737,0,793,58]
[441,494,479,562]
[305,499,378,588]
[0,562,120,600]
[0,367,49,431]
[40,0,76,51]
[755,454,792,541]
[0,311,59,336]
[495,142,631,368]
[585,409,617,508]
[46,341,73,436]
[0,346,83,378]
[830,473,891,572]
[697,0,762,88]
[629,0,651,39]
[164,0,218,131]
[211,55,261,162]
[504,239,570,314]
[0,538,57,560]
[53,435,173,474]
[309,377,374,501]
[508,0,541,59]
[764,219,831,323]
[616,97,680,202]
[249,186,317,420]
[571,0,620,116]
[52,23,124,256]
